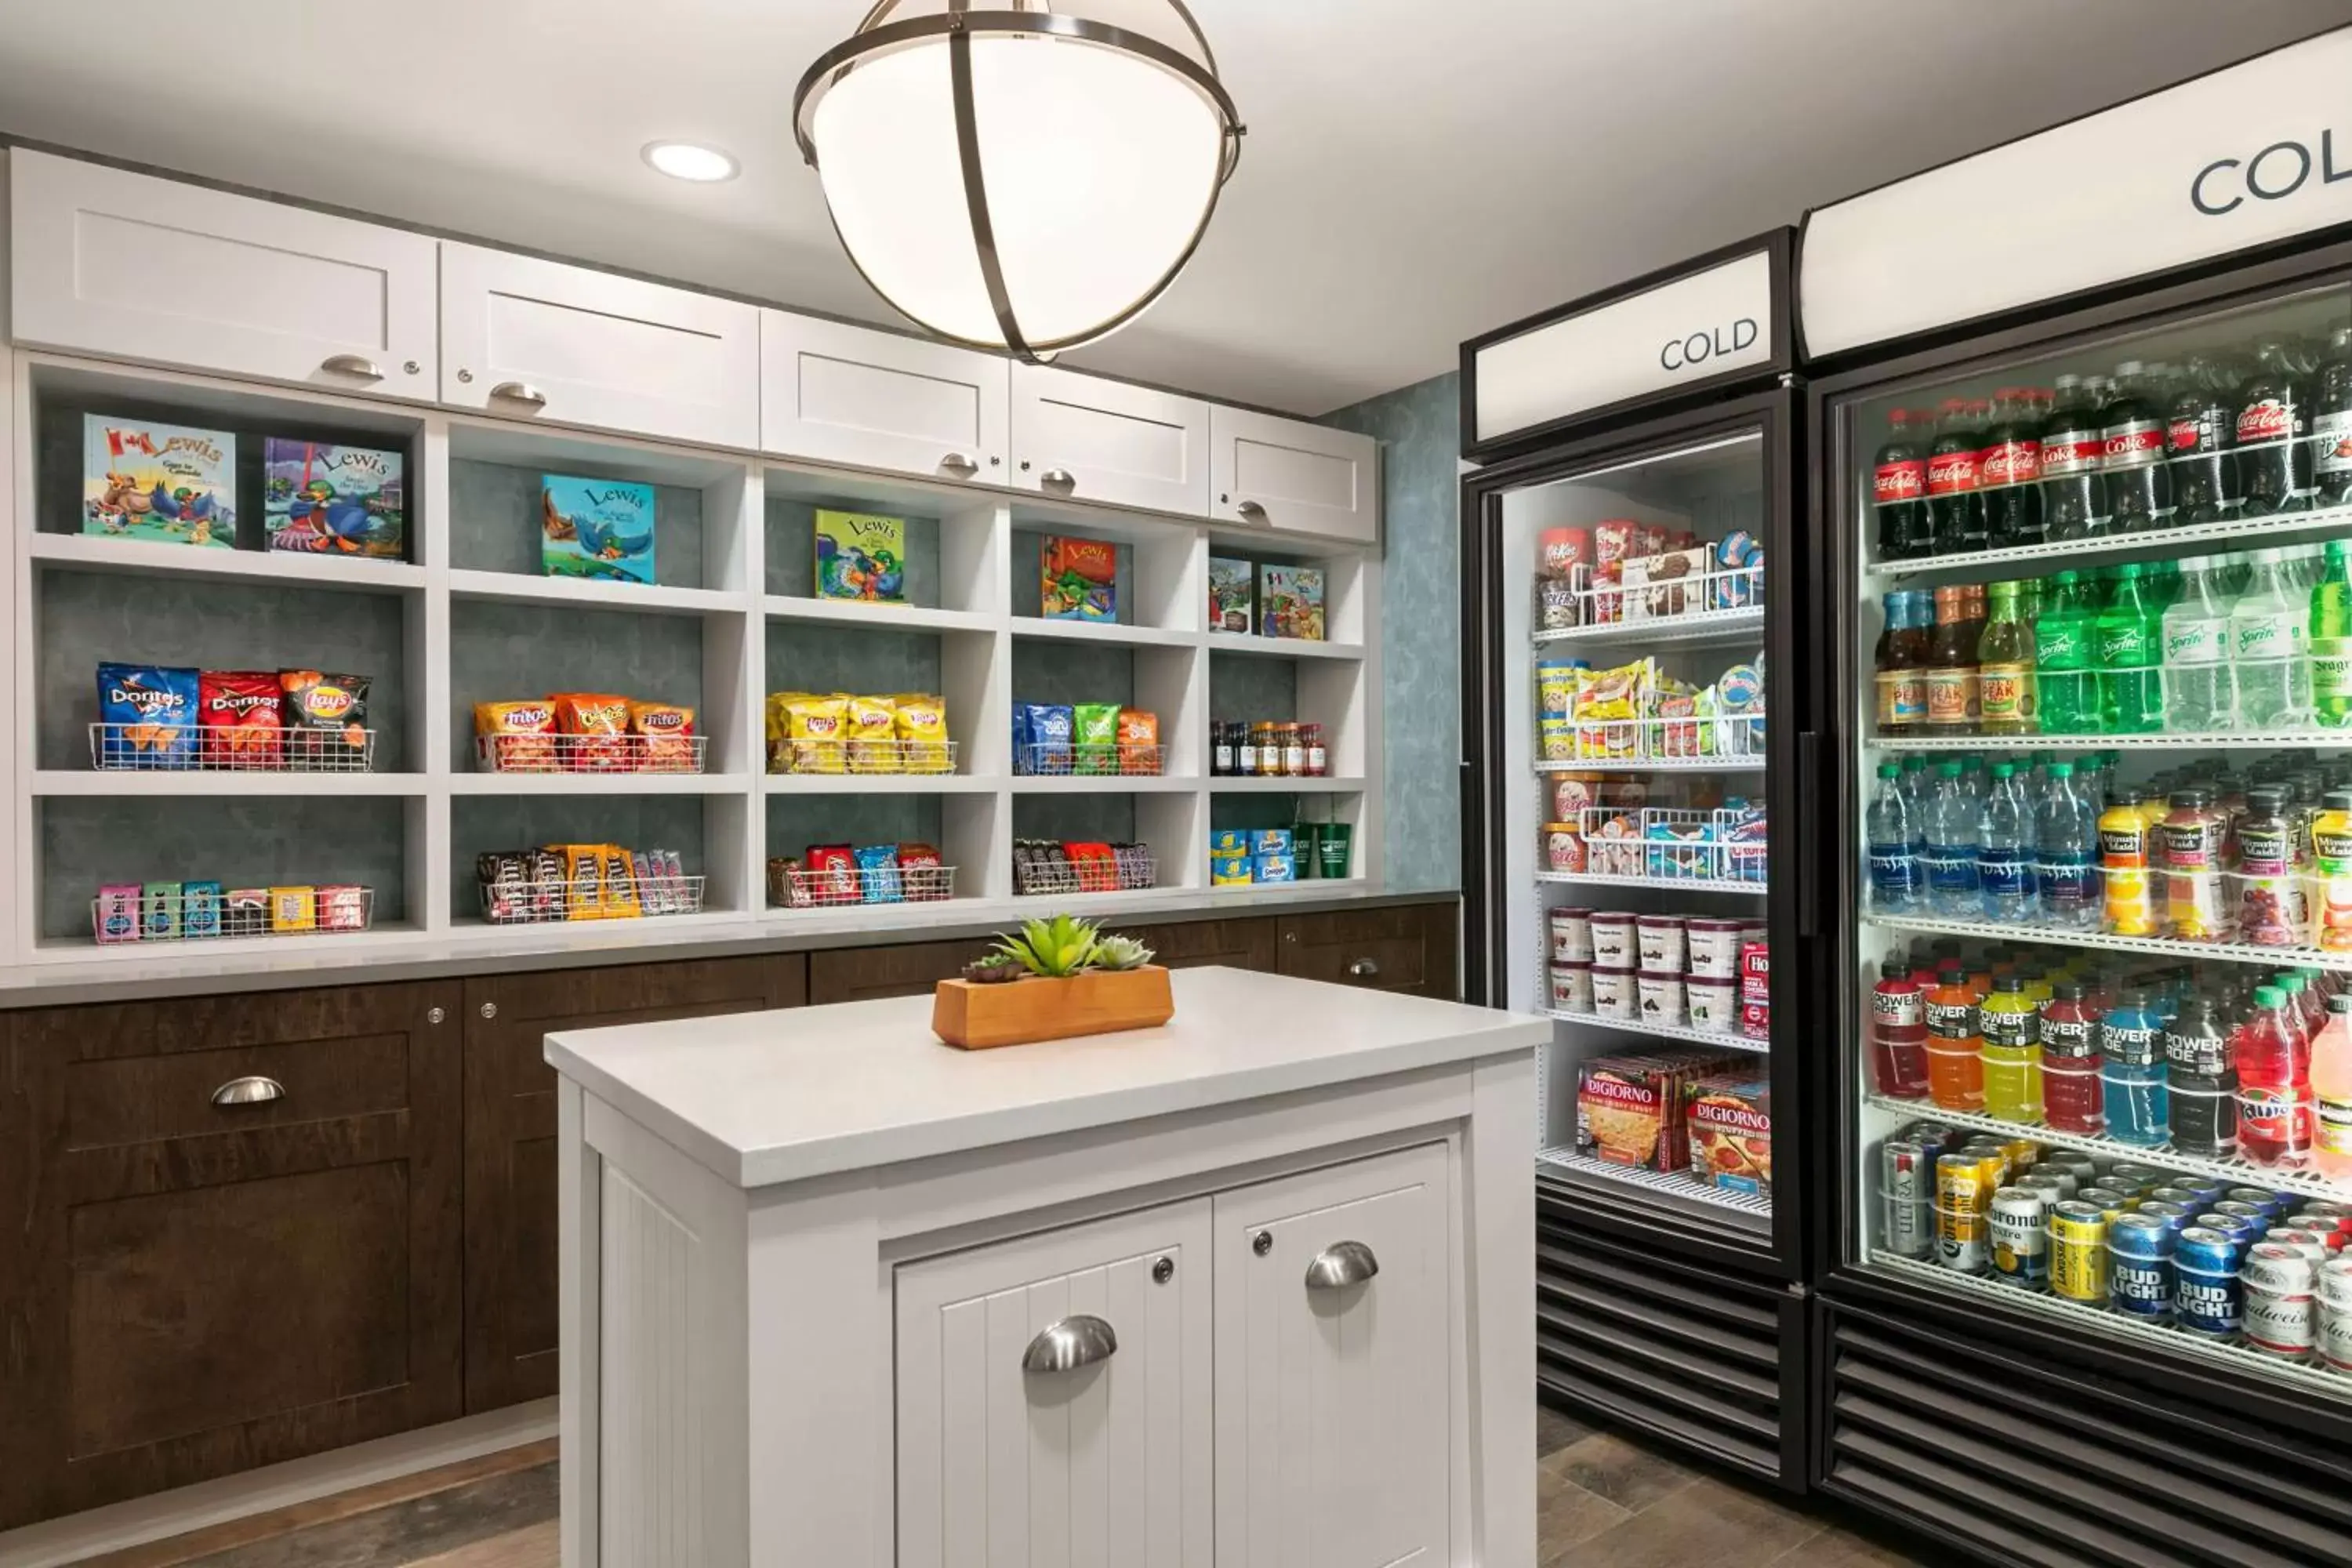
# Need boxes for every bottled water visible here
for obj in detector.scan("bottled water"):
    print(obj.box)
[2038,760,2100,930]
[1958,753,1987,807]
[1900,753,1931,818]
[1978,761,2036,923]
[2161,554,2235,732]
[2231,546,2310,729]
[1867,761,1925,915]
[1922,760,1982,918]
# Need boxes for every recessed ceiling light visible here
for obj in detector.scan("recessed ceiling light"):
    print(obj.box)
[642,141,739,183]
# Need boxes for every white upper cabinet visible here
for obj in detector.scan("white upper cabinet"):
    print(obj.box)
[1209,408,1380,545]
[1214,1145,1450,1568]
[7,150,438,401]
[760,310,1009,483]
[1009,364,1210,517]
[439,244,758,449]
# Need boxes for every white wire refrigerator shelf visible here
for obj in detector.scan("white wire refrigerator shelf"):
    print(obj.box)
[1534,604,1765,650]
[1863,497,2352,582]
[1536,1145,1775,1220]
[1867,729,2352,752]
[1864,913,2352,974]
[1541,1007,1770,1054]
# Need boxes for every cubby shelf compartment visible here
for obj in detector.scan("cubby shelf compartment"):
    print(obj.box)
[448,771,751,796]
[34,770,426,798]
[1206,633,1365,662]
[1009,619,1199,650]
[761,595,998,635]
[763,773,1000,794]
[1210,775,1367,793]
[27,532,426,594]
[447,568,743,615]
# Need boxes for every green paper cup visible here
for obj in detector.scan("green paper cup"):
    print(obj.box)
[1317,822,1353,880]
[1290,821,1320,880]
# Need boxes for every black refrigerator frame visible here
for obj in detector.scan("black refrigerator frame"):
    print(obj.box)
[1460,373,1818,1489]
[1805,225,2352,1563]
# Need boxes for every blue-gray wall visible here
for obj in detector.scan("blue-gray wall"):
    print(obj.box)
[1324,372,1460,894]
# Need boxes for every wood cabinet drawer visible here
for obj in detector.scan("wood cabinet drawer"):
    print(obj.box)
[67,1031,408,1149]
[1010,363,1211,517]
[1207,407,1378,544]
[1277,902,1458,1000]
[809,938,999,1004]
[9,150,441,401]
[761,309,1010,481]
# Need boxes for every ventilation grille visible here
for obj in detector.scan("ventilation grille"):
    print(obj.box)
[1824,1306,2352,1568]
[1535,1218,1791,1483]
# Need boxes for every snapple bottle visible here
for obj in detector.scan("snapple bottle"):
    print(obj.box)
[2040,981,2104,1134]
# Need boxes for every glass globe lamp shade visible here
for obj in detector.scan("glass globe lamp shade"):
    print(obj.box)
[793,2,1243,360]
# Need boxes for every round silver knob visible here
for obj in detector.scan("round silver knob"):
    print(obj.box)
[427,1006,446,1025]
[1041,468,1075,490]
[480,1002,498,1020]
[1021,1314,1116,1374]
[457,368,474,383]
[1252,1230,1273,1257]
[404,359,422,375]
[1152,1255,1174,1285]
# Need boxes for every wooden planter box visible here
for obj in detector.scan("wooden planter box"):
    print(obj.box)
[932,966,1175,1050]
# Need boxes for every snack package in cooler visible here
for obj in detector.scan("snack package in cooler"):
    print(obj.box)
[1116,708,1161,775]
[892,694,951,774]
[1535,658,1581,720]
[1622,545,1709,620]
[1687,1075,1773,1194]
[551,693,633,772]
[98,663,200,769]
[855,843,905,903]
[1573,658,1651,759]
[475,700,558,772]
[1712,532,1764,608]
[783,695,849,775]
[844,695,901,774]
[898,842,948,902]
[200,671,282,769]
[1072,703,1121,775]
[628,701,697,772]
[1576,1053,1711,1172]
[279,671,370,771]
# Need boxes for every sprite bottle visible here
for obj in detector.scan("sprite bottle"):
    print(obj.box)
[2035,570,2102,735]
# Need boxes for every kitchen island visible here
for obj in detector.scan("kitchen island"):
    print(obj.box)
[549,964,1543,1568]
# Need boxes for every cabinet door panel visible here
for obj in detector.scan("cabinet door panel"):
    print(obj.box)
[1214,1145,1451,1568]
[9,150,440,400]
[461,955,804,1412]
[1277,902,1459,1000]
[761,310,1010,481]
[808,938,998,1004]
[1122,917,1279,973]
[1209,408,1378,544]
[1010,364,1210,516]
[0,982,462,1530]
[440,244,759,448]
[897,1201,1214,1568]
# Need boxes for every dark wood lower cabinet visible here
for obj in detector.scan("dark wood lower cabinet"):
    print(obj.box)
[1124,916,1282,972]
[460,955,804,1414]
[809,937,999,1004]
[1278,902,1461,1000]
[0,982,463,1530]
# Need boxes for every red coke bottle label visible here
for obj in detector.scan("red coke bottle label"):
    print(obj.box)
[2239,399,2294,445]
[1925,450,1979,495]
[1980,439,2041,487]
[1874,460,1927,503]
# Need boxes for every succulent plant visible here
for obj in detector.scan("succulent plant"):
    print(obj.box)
[1091,934,1155,971]
[961,953,1025,984]
[993,913,1102,978]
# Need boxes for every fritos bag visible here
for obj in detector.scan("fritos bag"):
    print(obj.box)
[627,700,697,772]
[475,700,558,772]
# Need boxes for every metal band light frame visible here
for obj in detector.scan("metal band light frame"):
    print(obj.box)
[791,6,1246,361]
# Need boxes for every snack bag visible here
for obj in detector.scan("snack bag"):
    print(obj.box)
[600,848,643,919]
[766,691,810,771]
[1041,535,1118,621]
[561,844,606,919]
[891,694,951,775]
[844,695,901,774]
[97,663,200,770]
[806,844,858,905]
[782,695,849,774]
[1116,708,1161,775]
[1065,841,1119,892]
[95,885,140,944]
[627,701,697,772]
[1072,702,1121,775]
[855,843,905,904]
[475,700,559,772]
[267,886,315,934]
[550,693,632,772]
[1015,702,1074,775]
[278,670,372,771]
[898,842,948,902]
[200,671,282,769]
[316,884,367,932]
[1573,658,1650,759]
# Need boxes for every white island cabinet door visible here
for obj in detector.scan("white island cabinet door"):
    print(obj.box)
[1009,363,1210,516]
[8,149,438,401]
[896,1199,1214,1568]
[1208,408,1380,545]
[1214,1143,1451,1568]
[439,244,758,448]
[760,309,1009,481]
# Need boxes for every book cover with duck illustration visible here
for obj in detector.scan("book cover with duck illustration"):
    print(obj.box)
[82,416,235,548]
[813,509,906,602]
[264,440,406,558]
[542,474,656,586]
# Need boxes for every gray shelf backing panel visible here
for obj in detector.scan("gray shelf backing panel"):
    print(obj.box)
[1208,650,1296,725]
[449,797,706,920]
[1209,794,1316,834]
[39,568,414,771]
[450,458,706,589]
[765,497,942,605]
[41,797,409,938]
[764,796,945,862]
[1011,641,1133,711]
[447,601,704,767]
[1013,793,1137,845]
[765,622,942,702]
[1011,528,1137,625]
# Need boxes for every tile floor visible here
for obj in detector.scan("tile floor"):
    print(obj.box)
[80,1408,1933,1566]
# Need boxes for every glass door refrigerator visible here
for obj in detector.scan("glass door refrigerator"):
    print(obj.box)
[1460,230,1817,1489]
[1803,26,2352,1565]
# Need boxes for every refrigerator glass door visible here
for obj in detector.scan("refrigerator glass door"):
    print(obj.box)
[1832,277,2352,1399]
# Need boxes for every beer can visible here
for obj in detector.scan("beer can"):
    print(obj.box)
[2107,1212,2176,1319]
[2283,1212,2352,1238]
[1957,1142,2013,1188]
[2107,1162,2166,1192]
[1990,1187,2049,1287]
[2078,1187,2137,1216]
[2147,1186,2206,1211]
[2242,1242,2318,1357]
[2136,1200,2194,1233]
[2191,1210,2261,1250]
[2263,1228,2336,1263]
[2017,1169,2077,1203]
[1998,1138,2042,1173]
[2225,1187,2291,1216]
[2296,1200,2351,1219]
[2173,1226,2244,1337]
[2046,1155,2100,1189]
[1935,1152,1996,1275]
[2319,1256,2352,1372]
[2211,1200,2274,1237]
[1879,1139,1934,1260]
[2050,1200,2110,1304]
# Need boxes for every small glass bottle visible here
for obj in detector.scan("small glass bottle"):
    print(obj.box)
[1280,722,1305,777]
[1236,723,1260,777]
[1212,720,1235,778]
[1301,723,1327,778]
[1254,722,1283,778]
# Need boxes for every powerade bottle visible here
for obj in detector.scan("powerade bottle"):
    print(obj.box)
[2038,761,2100,931]
[1978,761,2036,921]
[1868,762,1924,914]
[1980,973,2044,1123]
[2100,988,2170,1147]
[2034,571,2101,735]
[1923,760,1982,918]
[2165,996,2239,1159]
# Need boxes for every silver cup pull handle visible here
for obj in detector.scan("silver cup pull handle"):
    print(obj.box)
[212,1075,285,1108]
[1040,467,1076,490]
[1237,499,1269,521]
[940,452,979,474]
[1021,1314,1117,1374]
[1305,1240,1378,1290]
[491,380,549,408]
[319,354,385,380]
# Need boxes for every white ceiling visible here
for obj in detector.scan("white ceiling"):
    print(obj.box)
[1,1,2345,416]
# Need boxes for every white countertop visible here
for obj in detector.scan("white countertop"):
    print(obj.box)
[545,967,1546,1189]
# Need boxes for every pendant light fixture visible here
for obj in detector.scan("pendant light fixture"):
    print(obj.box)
[793,1,1243,362]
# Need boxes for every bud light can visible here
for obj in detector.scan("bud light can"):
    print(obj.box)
[2136,1200,2194,1233]
[2243,1242,2318,1357]
[2147,1185,2205,1211]
[2051,1200,2110,1303]
[2192,1210,2261,1250]
[2173,1226,2243,1336]
[2225,1187,2291,1217]
[1990,1186,2049,1288]
[2211,1200,2274,1238]
[2107,1212,2176,1319]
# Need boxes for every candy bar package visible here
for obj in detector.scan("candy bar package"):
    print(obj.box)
[223,889,270,938]
[898,842,948,902]
[269,886,316,933]
[806,844,858,905]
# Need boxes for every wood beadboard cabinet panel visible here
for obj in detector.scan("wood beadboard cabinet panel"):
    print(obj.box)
[1277,902,1460,1001]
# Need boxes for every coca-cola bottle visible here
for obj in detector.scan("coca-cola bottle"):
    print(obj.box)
[1978,387,2045,546]
[2168,354,2242,525]
[2237,338,2316,517]
[2041,374,2109,540]
[2314,325,2352,508]
[1926,396,1983,554]
[2101,361,2173,531]
[1873,409,1931,559]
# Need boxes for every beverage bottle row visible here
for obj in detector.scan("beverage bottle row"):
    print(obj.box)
[1872,330,2352,560]
[1874,538,2352,738]
[1867,938,2352,1174]
[1869,746,2352,950]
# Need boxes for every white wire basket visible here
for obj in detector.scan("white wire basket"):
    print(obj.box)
[93,884,373,943]
[1573,806,1769,885]
[477,862,704,924]
[768,858,957,909]
[1534,710,1767,766]
[91,722,378,772]
[474,732,709,774]
[1014,848,1157,896]
[764,737,959,776]
[1015,742,1166,778]
[1539,555,1764,633]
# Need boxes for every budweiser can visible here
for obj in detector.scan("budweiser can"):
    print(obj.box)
[2318,1255,2352,1372]
[2243,1242,2318,1358]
